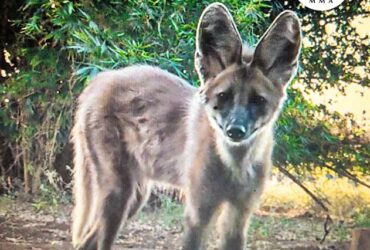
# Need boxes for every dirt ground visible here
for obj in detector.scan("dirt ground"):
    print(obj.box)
[0,198,352,250]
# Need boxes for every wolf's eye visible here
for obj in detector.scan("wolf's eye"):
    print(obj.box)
[250,95,266,105]
[217,91,231,102]
[217,92,226,99]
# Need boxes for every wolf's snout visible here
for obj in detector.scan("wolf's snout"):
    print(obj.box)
[226,124,246,140]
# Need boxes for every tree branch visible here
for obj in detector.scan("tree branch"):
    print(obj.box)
[277,165,330,212]
[276,165,333,243]
[324,165,370,189]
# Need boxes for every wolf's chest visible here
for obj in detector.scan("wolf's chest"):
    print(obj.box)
[224,162,266,198]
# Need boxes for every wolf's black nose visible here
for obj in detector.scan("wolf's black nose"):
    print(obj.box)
[226,125,246,140]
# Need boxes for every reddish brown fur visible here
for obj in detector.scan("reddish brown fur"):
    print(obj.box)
[72,3,301,250]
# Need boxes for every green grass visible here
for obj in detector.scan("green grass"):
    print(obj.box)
[137,195,358,243]
[137,196,184,229]
[0,195,14,209]
[31,183,71,213]
[156,196,184,228]
[248,216,273,239]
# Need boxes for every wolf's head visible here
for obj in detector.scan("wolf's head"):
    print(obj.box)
[195,3,302,144]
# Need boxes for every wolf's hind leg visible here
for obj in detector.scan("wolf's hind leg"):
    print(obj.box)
[127,181,151,219]
[73,117,137,250]
[72,149,94,247]
[76,178,135,250]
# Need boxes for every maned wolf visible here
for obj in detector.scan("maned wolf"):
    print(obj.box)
[71,3,302,250]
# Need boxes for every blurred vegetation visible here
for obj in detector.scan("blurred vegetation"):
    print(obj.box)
[0,0,369,214]
[272,1,370,89]
[262,167,370,221]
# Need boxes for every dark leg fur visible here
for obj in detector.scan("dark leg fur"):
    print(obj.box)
[76,181,134,250]
[183,188,220,250]
[219,204,250,250]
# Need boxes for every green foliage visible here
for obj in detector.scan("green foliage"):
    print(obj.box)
[275,88,370,175]
[32,180,70,213]
[271,0,369,89]
[17,0,269,83]
[353,208,370,228]
[271,0,370,179]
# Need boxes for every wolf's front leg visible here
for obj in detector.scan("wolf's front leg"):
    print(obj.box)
[182,187,220,250]
[218,203,251,250]
[182,218,205,250]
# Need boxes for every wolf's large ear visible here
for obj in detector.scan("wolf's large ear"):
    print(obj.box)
[252,11,302,87]
[195,3,242,85]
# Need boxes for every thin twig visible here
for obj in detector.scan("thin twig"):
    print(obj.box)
[324,165,370,189]
[277,165,329,212]
[21,91,37,99]
[276,165,333,243]
[3,151,23,176]
[320,215,333,244]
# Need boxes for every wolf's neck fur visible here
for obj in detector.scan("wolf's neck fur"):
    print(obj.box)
[213,122,273,180]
